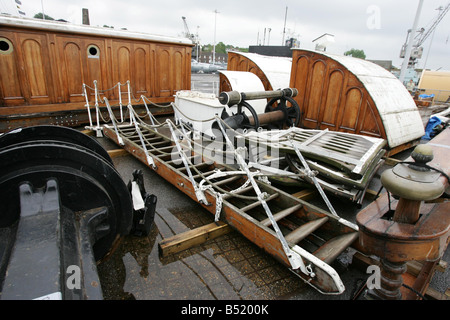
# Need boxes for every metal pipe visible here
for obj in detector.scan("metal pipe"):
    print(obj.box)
[219,88,298,106]
[248,110,285,126]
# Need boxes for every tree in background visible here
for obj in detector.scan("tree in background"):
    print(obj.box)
[202,42,248,53]
[33,12,55,20]
[344,48,366,59]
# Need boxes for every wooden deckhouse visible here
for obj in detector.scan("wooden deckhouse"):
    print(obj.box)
[0,14,193,132]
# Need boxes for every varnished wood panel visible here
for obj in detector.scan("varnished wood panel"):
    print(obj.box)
[219,73,233,93]
[290,50,385,140]
[321,70,344,127]
[0,31,56,107]
[292,55,310,113]
[338,87,362,132]
[115,44,131,84]
[84,40,106,93]
[156,46,171,97]
[133,46,148,95]
[61,41,84,101]
[0,33,24,106]
[57,36,108,103]
[21,38,48,99]
[173,50,183,92]
[304,60,326,126]
[225,52,273,91]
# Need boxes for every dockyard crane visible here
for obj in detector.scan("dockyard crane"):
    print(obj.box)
[182,16,195,42]
[400,3,450,68]
[181,16,200,60]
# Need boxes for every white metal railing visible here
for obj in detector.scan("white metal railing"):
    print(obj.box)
[190,76,220,96]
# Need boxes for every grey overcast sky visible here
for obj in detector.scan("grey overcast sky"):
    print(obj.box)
[1,0,450,70]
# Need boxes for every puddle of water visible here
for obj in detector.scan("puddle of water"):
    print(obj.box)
[97,207,306,300]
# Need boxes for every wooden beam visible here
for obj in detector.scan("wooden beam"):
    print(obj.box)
[81,129,95,136]
[364,188,382,201]
[407,259,448,276]
[107,149,129,158]
[291,189,317,201]
[81,131,128,158]
[384,157,402,167]
[425,287,450,300]
[158,221,232,257]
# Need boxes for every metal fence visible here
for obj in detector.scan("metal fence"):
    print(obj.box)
[418,88,450,103]
[191,74,220,96]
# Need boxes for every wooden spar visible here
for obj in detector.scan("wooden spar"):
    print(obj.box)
[158,221,232,257]
[102,123,360,295]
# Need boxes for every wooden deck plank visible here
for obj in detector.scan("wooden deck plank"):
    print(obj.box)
[107,149,129,157]
[158,221,232,257]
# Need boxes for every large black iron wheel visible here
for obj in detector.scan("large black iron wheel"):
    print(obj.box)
[212,101,260,138]
[264,96,301,129]
[0,127,132,261]
[231,101,260,132]
[238,101,259,130]
[0,125,113,164]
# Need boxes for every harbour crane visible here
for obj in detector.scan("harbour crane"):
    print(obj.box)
[182,16,195,42]
[181,16,200,60]
[400,3,450,69]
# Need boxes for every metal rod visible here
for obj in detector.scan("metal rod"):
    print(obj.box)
[94,80,100,132]
[215,117,309,274]
[103,98,123,145]
[167,120,208,205]
[118,82,123,122]
[288,136,340,218]
[282,6,288,45]
[83,84,93,127]
[129,107,156,169]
